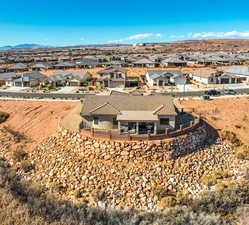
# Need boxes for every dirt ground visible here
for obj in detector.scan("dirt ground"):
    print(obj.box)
[1,97,249,151]
[0,100,78,151]
[180,97,249,145]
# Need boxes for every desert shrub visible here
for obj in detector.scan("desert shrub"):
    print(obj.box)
[158,196,176,208]
[0,111,9,123]
[20,160,34,173]
[3,126,27,143]
[201,170,232,187]
[236,146,249,160]
[12,148,28,162]
[201,174,218,186]
[221,130,242,146]
[152,185,173,200]
[192,181,249,215]
[92,189,107,202]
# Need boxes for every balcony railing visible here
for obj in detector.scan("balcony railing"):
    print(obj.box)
[80,117,202,142]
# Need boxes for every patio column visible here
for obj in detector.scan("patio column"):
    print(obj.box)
[118,121,121,135]
[154,122,157,135]
[136,122,139,134]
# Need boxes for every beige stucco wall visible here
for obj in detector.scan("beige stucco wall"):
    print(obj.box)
[85,115,116,129]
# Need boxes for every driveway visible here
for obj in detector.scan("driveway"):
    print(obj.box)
[52,87,78,93]
[0,86,30,92]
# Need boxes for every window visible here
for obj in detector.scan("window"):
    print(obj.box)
[160,118,169,125]
[93,117,99,125]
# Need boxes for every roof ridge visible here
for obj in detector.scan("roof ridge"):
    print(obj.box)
[89,102,121,114]
[153,104,165,115]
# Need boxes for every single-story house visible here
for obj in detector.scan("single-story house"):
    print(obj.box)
[146,70,186,86]
[0,73,18,86]
[8,63,28,72]
[97,66,127,88]
[53,61,75,70]
[31,62,50,71]
[46,71,92,87]
[11,72,47,87]
[81,95,177,135]
[132,58,156,68]
[161,58,187,67]
[189,69,242,84]
[0,72,46,87]
[224,66,249,82]
[75,58,99,68]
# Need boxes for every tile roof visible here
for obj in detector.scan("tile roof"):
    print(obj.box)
[225,66,249,76]
[147,70,182,79]
[81,96,177,116]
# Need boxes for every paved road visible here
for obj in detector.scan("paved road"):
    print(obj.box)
[0,88,249,100]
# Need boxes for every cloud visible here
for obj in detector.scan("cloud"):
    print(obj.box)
[188,30,249,39]
[108,33,162,43]
[80,37,85,41]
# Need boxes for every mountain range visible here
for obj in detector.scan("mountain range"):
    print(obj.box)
[0,44,50,50]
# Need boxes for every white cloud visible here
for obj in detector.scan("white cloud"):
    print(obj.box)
[188,30,249,39]
[80,37,85,41]
[108,33,162,43]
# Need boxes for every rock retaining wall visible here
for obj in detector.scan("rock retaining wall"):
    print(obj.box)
[61,124,208,162]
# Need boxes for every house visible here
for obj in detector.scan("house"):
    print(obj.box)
[0,72,46,87]
[31,62,50,71]
[146,70,186,86]
[81,95,177,135]
[0,73,18,86]
[8,63,28,72]
[224,66,249,82]
[53,61,75,70]
[97,66,127,88]
[46,71,92,87]
[75,58,99,68]
[189,69,242,84]
[161,57,187,67]
[11,72,47,87]
[132,58,156,68]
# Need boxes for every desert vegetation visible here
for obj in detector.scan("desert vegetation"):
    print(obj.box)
[1,158,249,225]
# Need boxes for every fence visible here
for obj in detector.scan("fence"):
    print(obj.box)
[80,117,203,142]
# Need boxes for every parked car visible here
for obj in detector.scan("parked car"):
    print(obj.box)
[223,89,237,95]
[204,90,221,96]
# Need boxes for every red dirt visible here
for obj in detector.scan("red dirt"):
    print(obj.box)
[0,100,78,151]
[180,97,249,145]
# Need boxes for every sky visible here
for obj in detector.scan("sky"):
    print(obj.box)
[1,0,249,46]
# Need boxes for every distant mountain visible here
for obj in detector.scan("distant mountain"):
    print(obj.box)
[0,44,50,50]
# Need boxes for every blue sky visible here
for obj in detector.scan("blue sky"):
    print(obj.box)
[1,0,249,46]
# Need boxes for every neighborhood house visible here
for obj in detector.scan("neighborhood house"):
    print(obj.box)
[46,71,92,87]
[97,66,127,88]
[189,69,243,84]
[80,95,177,135]
[146,70,186,86]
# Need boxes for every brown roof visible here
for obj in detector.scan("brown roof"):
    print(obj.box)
[89,102,121,115]
[191,69,216,78]
[81,96,177,116]
[98,66,128,75]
